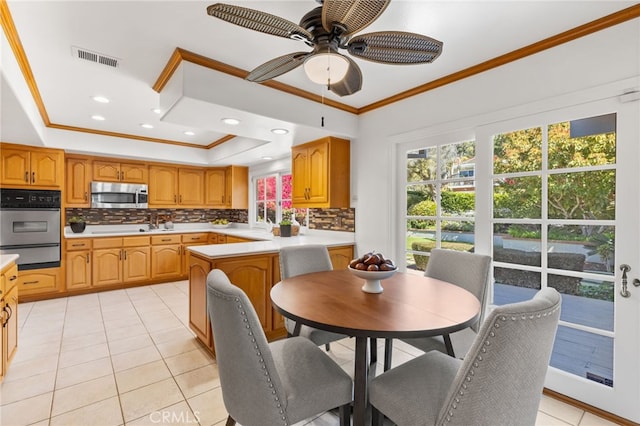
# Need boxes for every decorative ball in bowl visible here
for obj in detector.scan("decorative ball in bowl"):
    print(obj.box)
[348,252,397,293]
[210,219,231,229]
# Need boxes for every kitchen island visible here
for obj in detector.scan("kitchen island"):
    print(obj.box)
[187,231,355,355]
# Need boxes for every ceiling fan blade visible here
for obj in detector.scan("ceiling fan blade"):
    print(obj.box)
[329,56,363,97]
[246,52,312,82]
[322,0,390,37]
[207,3,313,42]
[347,31,443,64]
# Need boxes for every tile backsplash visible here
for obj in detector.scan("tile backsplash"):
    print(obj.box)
[65,208,248,225]
[65,207,356,232]
[309,208,355,232]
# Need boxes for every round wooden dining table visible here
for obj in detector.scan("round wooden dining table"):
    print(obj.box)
[270,268,481,426]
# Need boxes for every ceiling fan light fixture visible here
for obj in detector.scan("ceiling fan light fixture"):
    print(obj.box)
[303,52,349,85]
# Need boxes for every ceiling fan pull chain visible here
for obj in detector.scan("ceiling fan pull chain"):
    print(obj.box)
[320,85,325,127]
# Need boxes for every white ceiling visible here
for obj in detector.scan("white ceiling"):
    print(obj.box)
[2,1,636,166]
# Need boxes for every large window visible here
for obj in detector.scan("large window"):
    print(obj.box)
[254,173,308,227]
[404,140,476,274]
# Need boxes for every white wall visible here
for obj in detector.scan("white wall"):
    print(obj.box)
[352,20,640,258]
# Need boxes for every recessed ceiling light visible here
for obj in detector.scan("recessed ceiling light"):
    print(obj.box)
[184,131,195,136]
[140,123,154,129]
[262,156,273,160]
[221,118,240,125]
[152,108,162,114]
[92,96,109,103]
[271,128,289,135]
[91,115,105,121]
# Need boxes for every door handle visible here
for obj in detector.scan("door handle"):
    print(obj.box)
[24,171,29,182]
[32,171,36,183]
[620,264,632,298]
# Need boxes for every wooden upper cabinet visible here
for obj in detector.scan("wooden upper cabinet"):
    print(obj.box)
[149,166,205,207]
[178,168,204,206]
[0,144,64,188]
[92,160,147,183]
[149,165,179,206]
[66,156,92,207]
[225,166,248,209]
[205,166,248,209]
[291,136,350,208]
[205,168,226,207]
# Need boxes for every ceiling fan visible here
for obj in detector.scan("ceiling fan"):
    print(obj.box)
[206,0,443,96]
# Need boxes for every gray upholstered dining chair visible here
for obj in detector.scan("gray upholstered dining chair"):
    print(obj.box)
[206,269,353,426]
[397,248,491,363]
[279,245,348,350]
[370,287,561,426]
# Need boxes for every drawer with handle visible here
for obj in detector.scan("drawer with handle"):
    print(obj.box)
[65,239,92,251]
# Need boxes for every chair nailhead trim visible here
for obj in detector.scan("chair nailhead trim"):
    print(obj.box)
[211,288,290,426]
[441,303,561,424]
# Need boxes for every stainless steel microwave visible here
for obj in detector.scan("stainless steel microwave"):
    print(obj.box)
[91,182,148,208]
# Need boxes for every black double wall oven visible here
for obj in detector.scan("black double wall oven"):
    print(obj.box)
[0,188,61,271]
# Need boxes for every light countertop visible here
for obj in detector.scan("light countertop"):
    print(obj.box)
[63,223,272,240]
[0,254,19,271]
[188,233,355,259]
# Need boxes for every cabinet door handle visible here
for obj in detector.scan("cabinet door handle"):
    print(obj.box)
[124,250,127,260]
[179,195,182,203]
[72,243,84,247]
[119,250,122,260]
[9,275,17,281]
[116,170,120,180]
[24,171,29,182]
[23,280,39,285]
[174,194,177,203]
[84,191,88,201]
[32,171,36,183]
[161,238,171,242]
[4,303,12,326]
[86,253,90,263]
[1,306,8,328]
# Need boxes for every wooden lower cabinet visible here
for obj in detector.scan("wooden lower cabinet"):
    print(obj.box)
[18,267,61,296]
[151,245,181,279]
[93,248,124,287]
[151,234,182,280]
[66,250,92,290]
[189,252,285,355]
[188,255,213,351]
[93,246,151,286]
[225,236,254,243]
[215,255,272,331]
[3,285,18,371]
[328,245,355,270]
[188,244,353,356]
[1,261,19,382]
[123,246,151,283]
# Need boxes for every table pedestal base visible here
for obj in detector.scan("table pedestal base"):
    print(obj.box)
[361,279,384,293]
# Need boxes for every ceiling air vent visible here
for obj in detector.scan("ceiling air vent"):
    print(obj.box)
[71,46,120,68]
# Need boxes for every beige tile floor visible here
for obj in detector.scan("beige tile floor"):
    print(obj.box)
[0,280,621,426]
